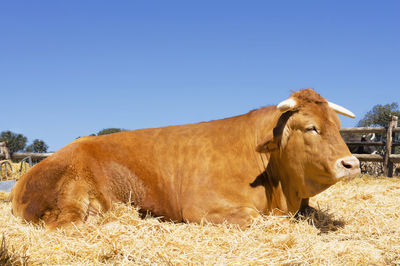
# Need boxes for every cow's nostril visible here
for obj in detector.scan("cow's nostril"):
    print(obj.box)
[341,160,353,169]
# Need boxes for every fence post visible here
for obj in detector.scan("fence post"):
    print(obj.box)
[384,116,398,177]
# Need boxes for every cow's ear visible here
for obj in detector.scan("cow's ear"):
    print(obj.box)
[256,132,279,153]
[257,109,291,153]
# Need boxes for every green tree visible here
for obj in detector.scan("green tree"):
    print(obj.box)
[0,131,27,153]
[357,102,400,127]
[96,128,126,136]
[25,139,49,153]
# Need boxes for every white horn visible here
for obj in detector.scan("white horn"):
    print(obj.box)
[277,98,297,112]
[328,101,356,118]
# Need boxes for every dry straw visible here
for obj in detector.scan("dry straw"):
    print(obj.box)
[0,174,399,264]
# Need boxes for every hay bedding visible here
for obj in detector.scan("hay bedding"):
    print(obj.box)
[0,175,399,265]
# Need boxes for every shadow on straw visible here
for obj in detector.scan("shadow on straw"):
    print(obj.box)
[295,206,345,234]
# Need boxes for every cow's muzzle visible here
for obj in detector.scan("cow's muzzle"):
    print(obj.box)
[334,155,361,180]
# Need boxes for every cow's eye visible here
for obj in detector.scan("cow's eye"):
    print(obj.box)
[305,125,318,133]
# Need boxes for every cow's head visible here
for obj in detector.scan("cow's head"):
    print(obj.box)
[257,89,360,199]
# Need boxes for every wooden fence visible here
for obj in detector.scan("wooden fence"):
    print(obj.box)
[340,116,399,177]
[1,116,399,177]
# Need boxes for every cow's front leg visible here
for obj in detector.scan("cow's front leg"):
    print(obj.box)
[296,198,317,217]
[299,198,309,212]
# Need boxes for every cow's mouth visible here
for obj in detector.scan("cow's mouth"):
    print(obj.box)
[336,168,361,181]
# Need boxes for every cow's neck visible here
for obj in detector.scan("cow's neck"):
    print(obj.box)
[264,157,302,214]
[249,106,302,214]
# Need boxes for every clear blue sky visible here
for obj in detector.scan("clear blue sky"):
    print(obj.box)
[1,1,399,151]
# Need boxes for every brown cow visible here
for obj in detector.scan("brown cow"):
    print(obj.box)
[11,89,360,228]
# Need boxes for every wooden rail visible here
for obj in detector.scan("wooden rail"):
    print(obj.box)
[340,127,386,134]
[0,151,54,160]
[340,127,400,134]
[10,152,55,160]
[340,116,399,177]
[353,154,400,163]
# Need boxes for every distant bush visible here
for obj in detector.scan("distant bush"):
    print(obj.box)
[25,139,49,153]
[95,128,128,136]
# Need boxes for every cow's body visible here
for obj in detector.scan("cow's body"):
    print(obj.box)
[11,89,360,228]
